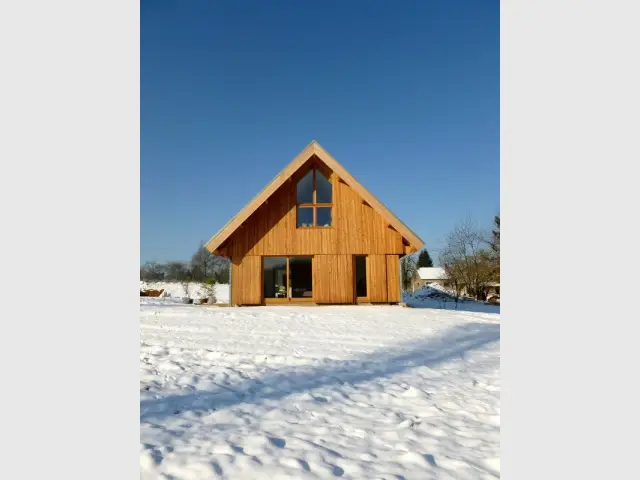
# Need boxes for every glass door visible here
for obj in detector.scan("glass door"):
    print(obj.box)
[263,256,313,303]
[289,257,312,299]
[263,257,288,301]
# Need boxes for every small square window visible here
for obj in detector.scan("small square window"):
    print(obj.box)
[297,207,314,228]
[316,207,332,227]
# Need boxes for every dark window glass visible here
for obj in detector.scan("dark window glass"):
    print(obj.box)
[316,170,332,203]
[296,170,313,203]
[297,206,314,227]
[290,257,312,298]
[355,256,367,297]
[316,207,332,227]
[264,257,287,298]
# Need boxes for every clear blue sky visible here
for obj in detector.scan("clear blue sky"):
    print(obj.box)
[141,0,499,264]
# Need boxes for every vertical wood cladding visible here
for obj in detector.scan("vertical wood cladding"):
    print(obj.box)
[231,256,261,305]
[386,255,400,303]
[313,255,354,304]
[226,161,403,304]
[225,164,404,258]
[367,254,388,303]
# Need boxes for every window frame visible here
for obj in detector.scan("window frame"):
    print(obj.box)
[296,166,334,229]
[263,255,314,304]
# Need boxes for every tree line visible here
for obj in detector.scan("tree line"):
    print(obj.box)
[140,241,230,284]
[401,213,500,301]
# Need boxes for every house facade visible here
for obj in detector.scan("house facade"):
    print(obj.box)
[412,267,449,292]
[205,141,424,305]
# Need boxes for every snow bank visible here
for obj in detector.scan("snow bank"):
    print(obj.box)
[140,281,229,304]
[404,284,500,314]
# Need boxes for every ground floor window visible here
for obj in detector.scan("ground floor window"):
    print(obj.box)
[263,256,313,300]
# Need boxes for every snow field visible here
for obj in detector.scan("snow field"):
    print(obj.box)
[140,302,500,479]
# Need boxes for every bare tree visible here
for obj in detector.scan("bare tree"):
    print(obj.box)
[191,241,215,281]
[439,246,466,303]
[164,261,189,281]
[439,216,495,301]
[214,262,230,283]
[140,261,165,282]
[191,241,230,282]
[490,214,500,255]
[400,255,417,293]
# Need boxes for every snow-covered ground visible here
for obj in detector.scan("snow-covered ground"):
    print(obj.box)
[140,281,230,303]
[140,300,500,479]
[404,285,500,314]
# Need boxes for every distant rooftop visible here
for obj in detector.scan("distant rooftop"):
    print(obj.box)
[417,267,447,280]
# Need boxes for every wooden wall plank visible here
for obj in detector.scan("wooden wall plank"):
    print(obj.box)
[386,254,400,303]
[367,254,388,303]
[312,256,330,303]
[231,256,262,305]
[335,255,355,303]
[313,255,353,304]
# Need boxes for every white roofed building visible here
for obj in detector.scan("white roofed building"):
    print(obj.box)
[412,267,448,292]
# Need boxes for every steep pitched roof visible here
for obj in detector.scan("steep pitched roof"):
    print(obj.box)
[205,141,424,254]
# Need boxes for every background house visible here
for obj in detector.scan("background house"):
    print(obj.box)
[413,267,448,292]
[412,267,500,303]
[483,281,500,300]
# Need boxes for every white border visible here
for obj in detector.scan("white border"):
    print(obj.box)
[0,1,139,478]
[502,1,639,478]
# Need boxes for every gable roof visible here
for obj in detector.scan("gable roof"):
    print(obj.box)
[205,140,424,254]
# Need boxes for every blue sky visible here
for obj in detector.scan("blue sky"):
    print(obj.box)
[141,0,499,264]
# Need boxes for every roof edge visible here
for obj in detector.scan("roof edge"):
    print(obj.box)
[205,141,424,254]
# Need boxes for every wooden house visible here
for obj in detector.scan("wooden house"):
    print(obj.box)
[205,141,424,305]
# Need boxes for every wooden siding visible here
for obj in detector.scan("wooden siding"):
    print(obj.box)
[224,162,404,258]
[367,254,388,303]
[231,256,261,305]
[205,142,424,254]
[225,161,404,305]
[313,255,354,304]
[231,253,401,305]
[386,255,400,303]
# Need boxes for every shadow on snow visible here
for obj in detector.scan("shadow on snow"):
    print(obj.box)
[140,322,500,423]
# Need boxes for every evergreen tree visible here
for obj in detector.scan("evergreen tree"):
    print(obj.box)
[490,214,500,282]
[491,214,500,255]
[416,248,434,268]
